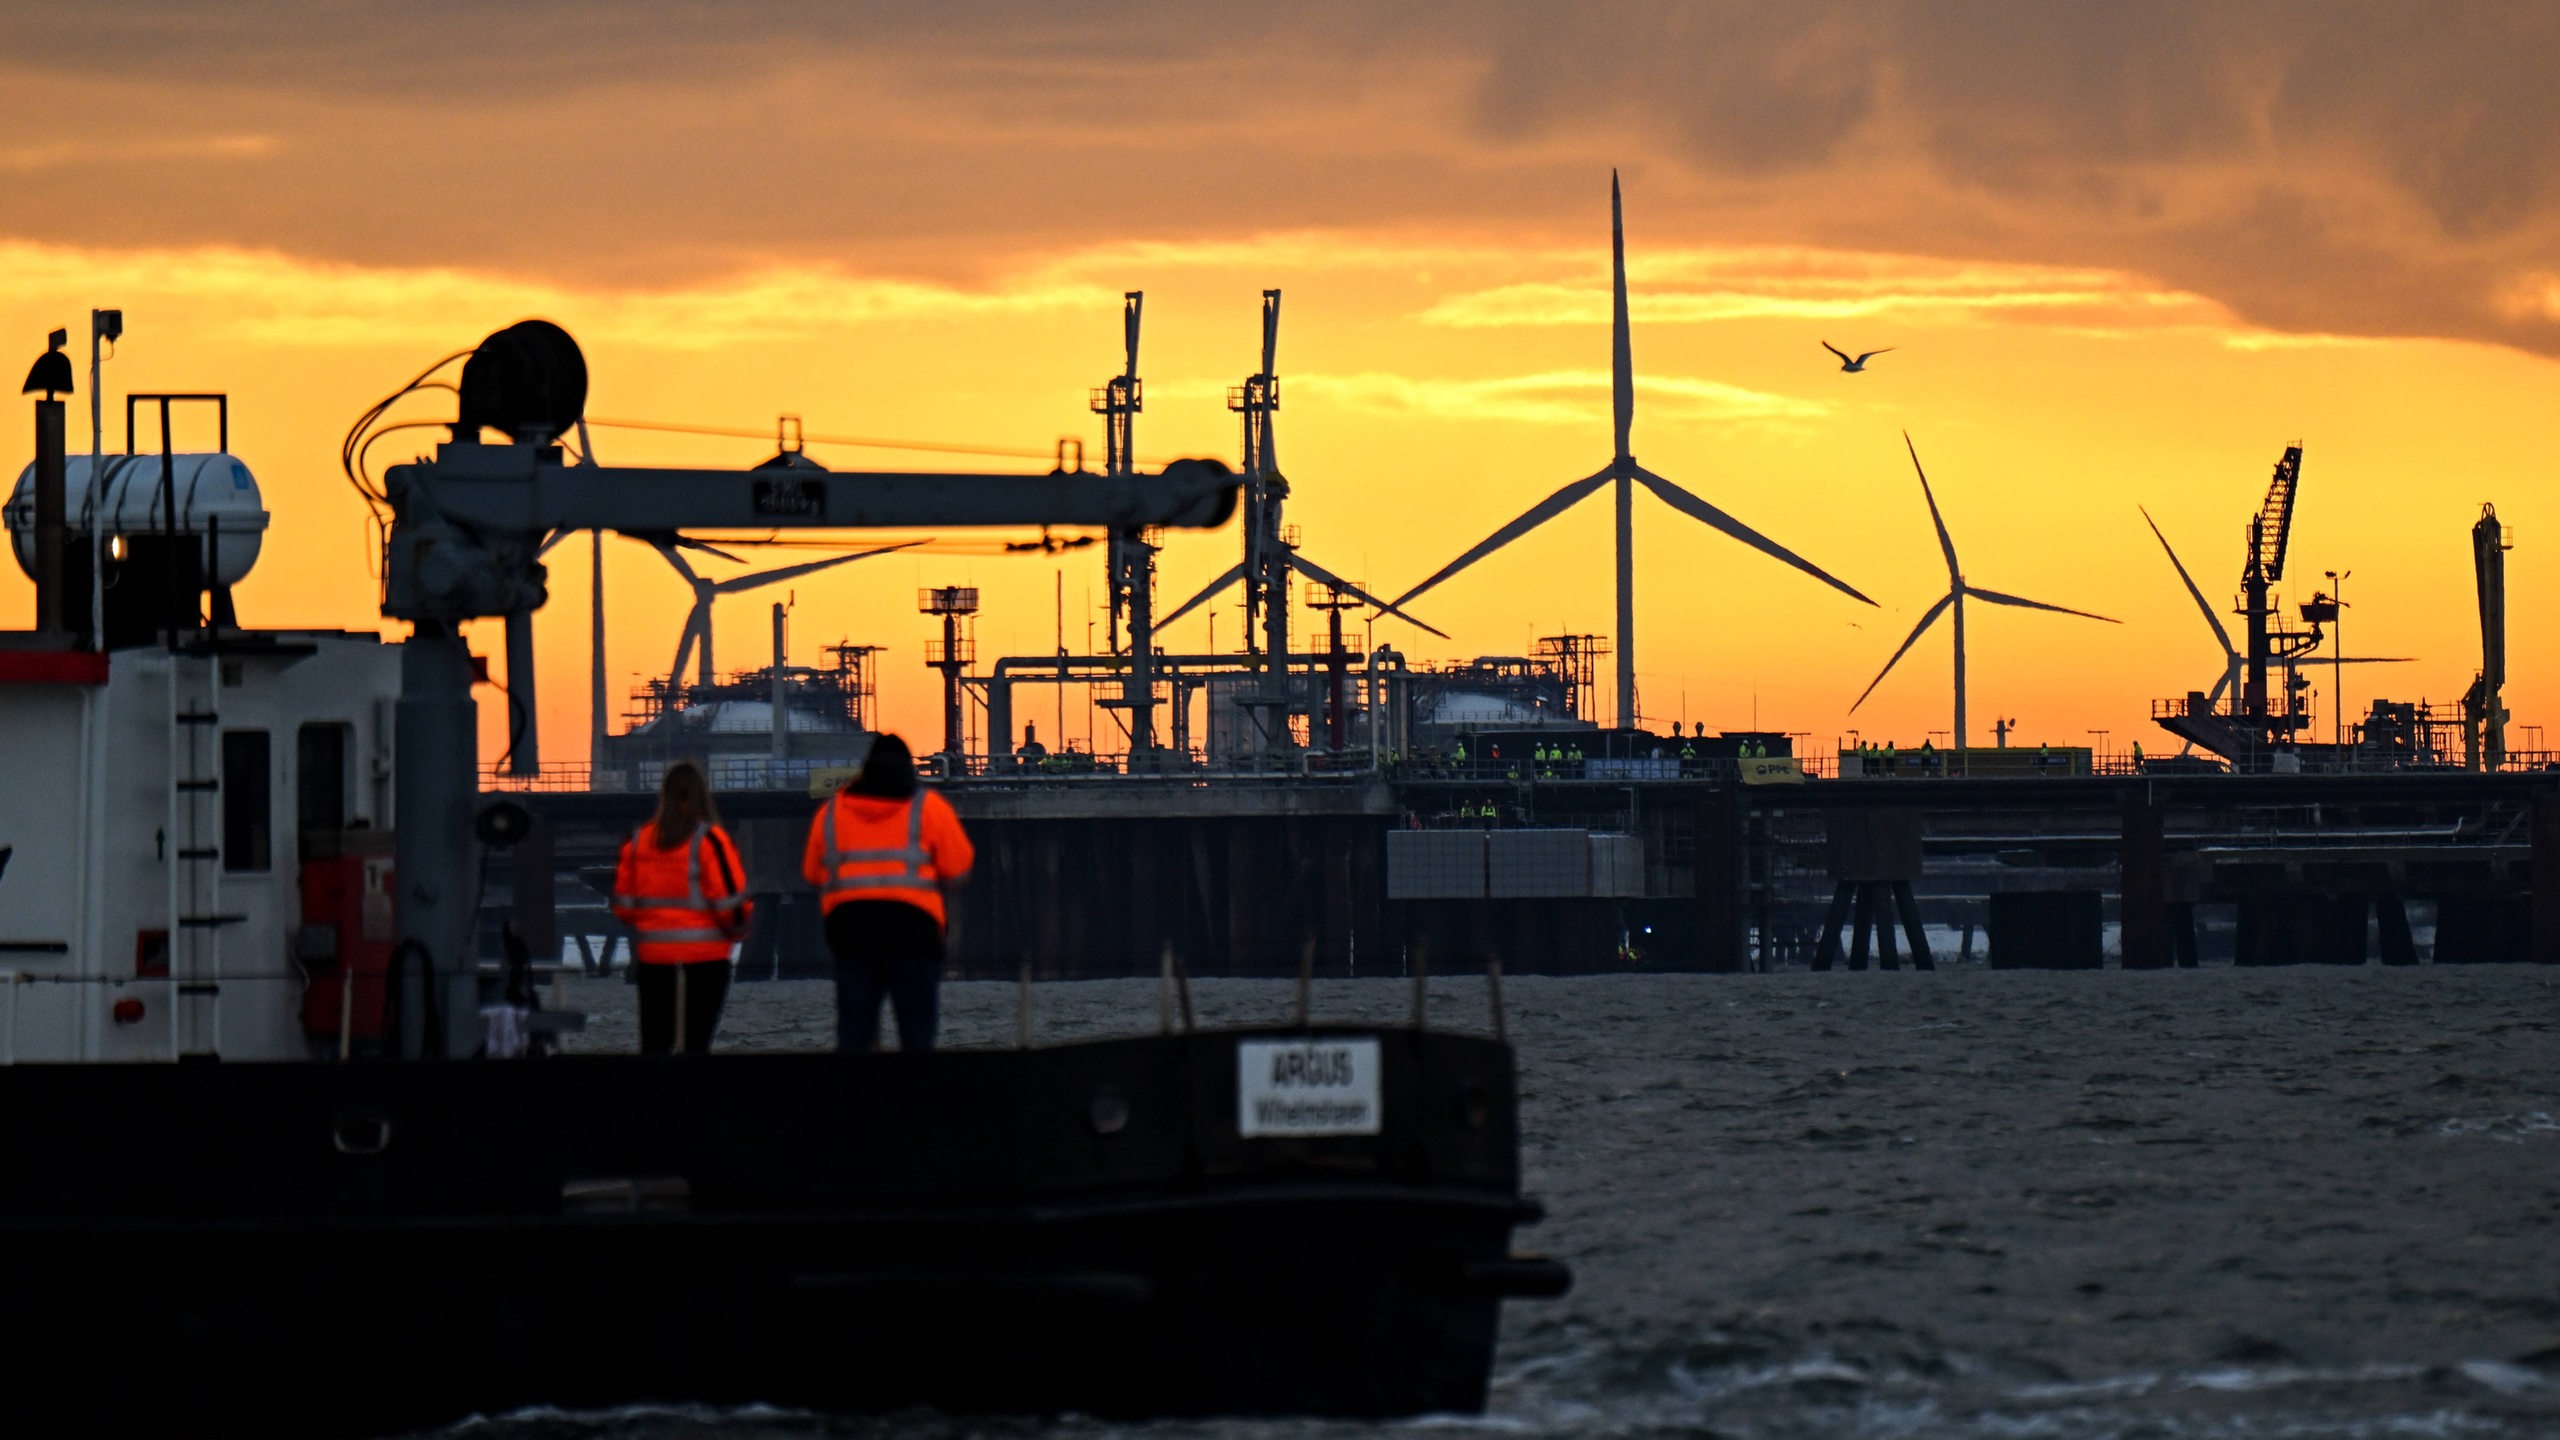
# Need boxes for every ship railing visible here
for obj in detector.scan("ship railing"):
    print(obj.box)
[483,757,863,795]
[0,969,587,1065]
[2149,693,2311,721]
[482,761,595,793]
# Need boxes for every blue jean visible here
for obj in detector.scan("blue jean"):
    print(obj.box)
[825,900,943,1052]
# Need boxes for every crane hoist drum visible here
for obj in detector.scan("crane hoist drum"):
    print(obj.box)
[456,319,587,446]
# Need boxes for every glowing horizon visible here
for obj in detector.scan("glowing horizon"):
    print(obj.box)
[1,217,2548,764]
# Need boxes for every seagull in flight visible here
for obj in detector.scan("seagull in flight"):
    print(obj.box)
[1823,341,1894,373]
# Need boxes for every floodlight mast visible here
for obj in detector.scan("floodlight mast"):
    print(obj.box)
[376,324,1238,1059]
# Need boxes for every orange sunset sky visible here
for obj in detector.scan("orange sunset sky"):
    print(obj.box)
[3,4,2553,760]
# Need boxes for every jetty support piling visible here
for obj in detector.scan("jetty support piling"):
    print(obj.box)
[2119,790,2169,970]
[1694,787,1745,972]
[1813,883,1853,971]
[2537,788,2560,966]
[1891,881,1934,970]
[2377,893,2418,966]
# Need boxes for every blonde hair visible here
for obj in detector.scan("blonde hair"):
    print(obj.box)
[651,761,720,848]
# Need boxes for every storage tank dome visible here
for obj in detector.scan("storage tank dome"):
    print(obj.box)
[5,452,268,585]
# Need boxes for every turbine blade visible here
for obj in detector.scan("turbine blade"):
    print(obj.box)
[2139,506,2236,657]
[1965,584,2119,623]
[669,609,704,692]
[651,540,701,585]
[1851,591,1955,712]
[1611,168,1634,464]
[1158,564,1244,628]
[1124,291,1143,378]
[1288,553,1449,639]
[1390,466,1612,607]
[537,528,572,557]
[2206,666,2233,707]
[711,541,919,595]
[2322,656,2418,665]
[672,537,746,565]
[1633,466,1876,606]
[1261,291,1283,473]
[1903,432,1960,582]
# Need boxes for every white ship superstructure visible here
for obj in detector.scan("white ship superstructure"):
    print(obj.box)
[4,413,401,1062]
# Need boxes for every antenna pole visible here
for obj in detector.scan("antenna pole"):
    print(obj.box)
[89,309,117,647]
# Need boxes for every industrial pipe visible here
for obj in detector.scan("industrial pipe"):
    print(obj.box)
[981,650,1396,761]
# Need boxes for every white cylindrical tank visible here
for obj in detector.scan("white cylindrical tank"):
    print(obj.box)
[5,453,268,585]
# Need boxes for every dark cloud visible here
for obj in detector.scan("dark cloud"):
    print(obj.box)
[4,2,2557,352]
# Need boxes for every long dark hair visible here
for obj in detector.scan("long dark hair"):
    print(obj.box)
[846,732,918,798]
[652,760,719,848]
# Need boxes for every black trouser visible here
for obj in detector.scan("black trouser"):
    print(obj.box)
[635,959,731,1055]
[824,900,944,1052]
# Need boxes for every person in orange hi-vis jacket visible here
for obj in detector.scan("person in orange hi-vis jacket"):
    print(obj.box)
[802,733,974,1052]
[612,761,753,1055]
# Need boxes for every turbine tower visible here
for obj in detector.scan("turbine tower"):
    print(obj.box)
[1850,433,2116,751]
[654,540,915,698]
[1392,171,1872,728]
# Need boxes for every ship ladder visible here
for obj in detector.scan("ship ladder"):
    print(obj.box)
[167,653,236,1059]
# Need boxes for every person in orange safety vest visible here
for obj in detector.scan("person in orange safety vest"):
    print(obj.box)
[803,733,974,1052]
[612,761,752,1055]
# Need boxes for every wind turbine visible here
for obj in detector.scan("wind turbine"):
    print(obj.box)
[654,541,917,698]
[1390,170,1873,727]
[1851,433,2117,750]
[2139,505,2408,717]
[1161,290,1449,644]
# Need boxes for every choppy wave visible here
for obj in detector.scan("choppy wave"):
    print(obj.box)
[473,968,2560,1440]
[2435,1112,2559,1142]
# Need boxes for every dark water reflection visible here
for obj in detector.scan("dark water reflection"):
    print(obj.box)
[453,968,2560,1439]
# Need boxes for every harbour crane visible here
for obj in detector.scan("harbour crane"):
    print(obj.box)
[379,320,1237,1057]
[2462,503,2511,770]
[2145,445,2408,766]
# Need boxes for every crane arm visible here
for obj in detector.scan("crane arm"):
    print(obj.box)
[384,445,1237,623]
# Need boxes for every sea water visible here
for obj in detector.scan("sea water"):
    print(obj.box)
[458,966,2560,1439]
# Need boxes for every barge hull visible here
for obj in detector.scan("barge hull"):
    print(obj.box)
[0,1031,1551,1437]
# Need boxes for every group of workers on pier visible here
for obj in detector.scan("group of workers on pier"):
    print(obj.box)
[609,733,975,1056]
